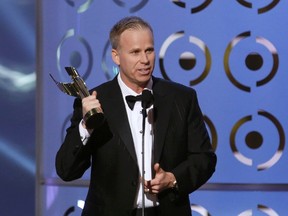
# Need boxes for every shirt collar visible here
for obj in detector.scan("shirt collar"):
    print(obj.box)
[117,74,153,97]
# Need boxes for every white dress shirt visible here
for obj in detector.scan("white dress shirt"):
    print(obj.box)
[117,75,158,208]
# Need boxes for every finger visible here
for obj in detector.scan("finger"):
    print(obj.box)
[146,180,151,189]
[150,184,160,194]
[151,189,159,194]
[144,180,151,188]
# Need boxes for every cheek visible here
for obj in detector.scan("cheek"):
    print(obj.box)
[125,58,138,68]
[122,59,132,68]
[120,60,135,74]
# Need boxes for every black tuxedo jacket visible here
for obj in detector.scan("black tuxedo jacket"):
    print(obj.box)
[56,76,216,216]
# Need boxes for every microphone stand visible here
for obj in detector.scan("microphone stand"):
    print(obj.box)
[141,106,147,216]
[140,90,154,216]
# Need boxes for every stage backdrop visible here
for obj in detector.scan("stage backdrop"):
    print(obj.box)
[37,0,288,215]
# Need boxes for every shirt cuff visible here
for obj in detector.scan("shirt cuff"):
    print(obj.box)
[79,120,90,145]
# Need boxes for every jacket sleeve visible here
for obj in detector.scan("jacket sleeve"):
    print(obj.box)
[55,97,112,181]
[171,90,217,196]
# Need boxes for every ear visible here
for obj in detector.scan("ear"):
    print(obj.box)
[111,49,120,65]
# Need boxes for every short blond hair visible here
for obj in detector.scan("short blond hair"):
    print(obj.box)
[109,16,154,49]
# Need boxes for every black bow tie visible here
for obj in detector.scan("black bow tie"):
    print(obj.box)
[125,95,142,110]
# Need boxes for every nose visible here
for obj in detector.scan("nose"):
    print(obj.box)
[140,52,149,63]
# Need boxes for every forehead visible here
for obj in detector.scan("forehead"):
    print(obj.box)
[119,28,154,45]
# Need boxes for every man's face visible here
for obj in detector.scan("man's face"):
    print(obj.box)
[112,28,155,93]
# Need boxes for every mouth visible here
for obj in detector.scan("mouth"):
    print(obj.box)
[138,68,151,74]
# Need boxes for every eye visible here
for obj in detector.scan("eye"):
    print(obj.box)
[130,49,140,55]
[146,48,154,54]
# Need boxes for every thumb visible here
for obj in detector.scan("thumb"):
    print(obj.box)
[92,91,97,97]
[154,163,162,173]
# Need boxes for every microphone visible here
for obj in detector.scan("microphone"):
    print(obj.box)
[141,89,154,109]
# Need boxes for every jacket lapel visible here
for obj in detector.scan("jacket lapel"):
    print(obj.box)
[99,78,138,164]
[152,78,174,164]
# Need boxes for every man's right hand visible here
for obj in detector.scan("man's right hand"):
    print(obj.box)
[81,91,103,129]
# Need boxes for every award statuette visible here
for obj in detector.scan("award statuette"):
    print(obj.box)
[50,66,104,129]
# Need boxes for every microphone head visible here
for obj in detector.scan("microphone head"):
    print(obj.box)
[141,89,154,109]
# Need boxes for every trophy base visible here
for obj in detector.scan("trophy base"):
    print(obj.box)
[84,108,105,129]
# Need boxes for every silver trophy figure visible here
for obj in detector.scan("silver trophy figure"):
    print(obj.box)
[50,66,104,129]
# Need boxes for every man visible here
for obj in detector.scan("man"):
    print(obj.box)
[56,16,217,216]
